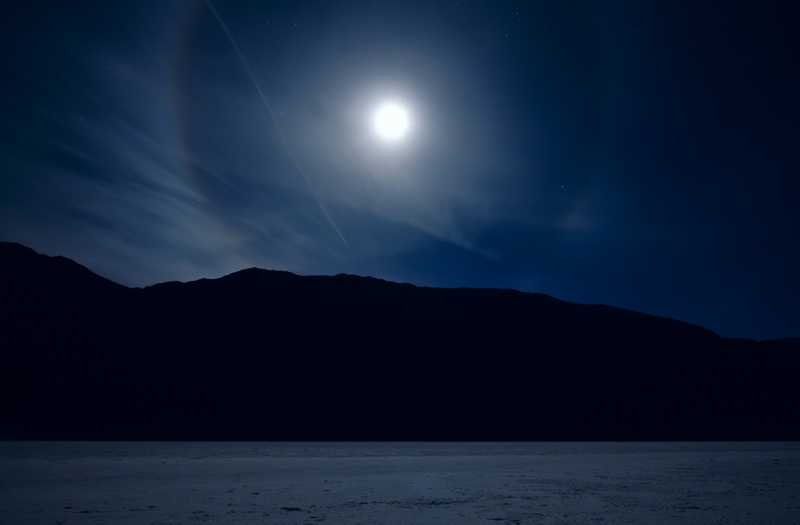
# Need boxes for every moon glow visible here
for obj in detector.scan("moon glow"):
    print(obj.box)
[374,103,410,140]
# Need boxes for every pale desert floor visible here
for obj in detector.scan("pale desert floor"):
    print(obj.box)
[1,441,798,524]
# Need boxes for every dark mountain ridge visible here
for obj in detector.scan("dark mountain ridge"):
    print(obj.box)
[1,242,798,440]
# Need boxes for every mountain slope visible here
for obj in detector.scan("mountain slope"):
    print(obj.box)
[1,242,797,440]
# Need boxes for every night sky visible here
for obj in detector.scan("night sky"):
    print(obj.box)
[1,1,797,340]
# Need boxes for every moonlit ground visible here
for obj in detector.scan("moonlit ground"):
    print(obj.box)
[1,442,798,524]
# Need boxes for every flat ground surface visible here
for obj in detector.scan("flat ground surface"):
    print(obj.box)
[1,442,799,524]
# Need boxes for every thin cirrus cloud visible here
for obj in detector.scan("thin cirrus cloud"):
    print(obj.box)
[0,0,797,340]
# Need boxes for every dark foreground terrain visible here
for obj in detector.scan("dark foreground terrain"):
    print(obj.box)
[1,242,798,440]
[1,442,799,525]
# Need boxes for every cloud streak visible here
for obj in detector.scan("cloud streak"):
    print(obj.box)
[202,0,348,248]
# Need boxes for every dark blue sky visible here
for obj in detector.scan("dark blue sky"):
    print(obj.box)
[1,1,797,340]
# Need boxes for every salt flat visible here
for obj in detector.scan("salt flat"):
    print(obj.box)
[1,442,798,524]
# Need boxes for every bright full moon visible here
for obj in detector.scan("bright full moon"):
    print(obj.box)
[374,103,410,140]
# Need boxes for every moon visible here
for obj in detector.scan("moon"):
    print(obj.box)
[374,103,410,141]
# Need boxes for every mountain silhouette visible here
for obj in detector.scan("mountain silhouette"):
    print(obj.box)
[1,241,797,440]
